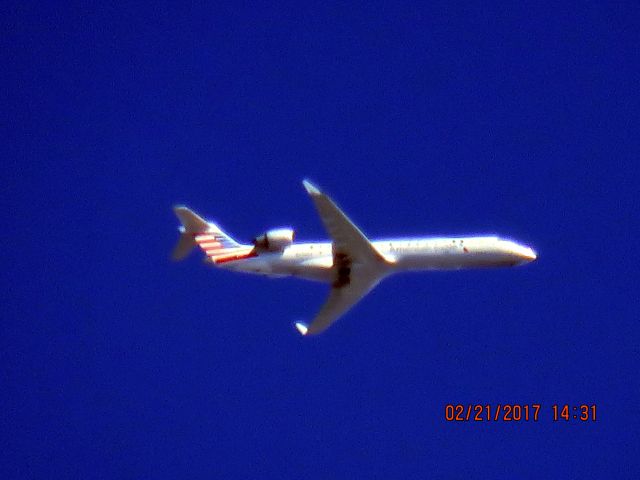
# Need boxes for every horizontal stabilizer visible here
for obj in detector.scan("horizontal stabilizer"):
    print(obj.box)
[172,205,213,261]
[172,231,196,261]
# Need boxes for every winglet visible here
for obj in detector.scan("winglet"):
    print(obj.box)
[294,322,309,336]
[302,179,321,195]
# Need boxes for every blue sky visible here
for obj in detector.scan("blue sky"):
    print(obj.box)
[2,2,639,478]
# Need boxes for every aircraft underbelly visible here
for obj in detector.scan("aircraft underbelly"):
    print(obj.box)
[395,252,518,270]
[223,255,333,282]
[282,257,334,282]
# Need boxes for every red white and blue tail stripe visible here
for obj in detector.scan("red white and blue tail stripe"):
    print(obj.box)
[193,226,256,264]
[172,206,256,264]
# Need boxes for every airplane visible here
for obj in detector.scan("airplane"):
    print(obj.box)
[172,180,537,336]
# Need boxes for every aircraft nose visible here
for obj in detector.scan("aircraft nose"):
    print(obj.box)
[520,247,537,261]
[513,244,537,262]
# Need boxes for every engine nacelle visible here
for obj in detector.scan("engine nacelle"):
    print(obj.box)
[253,228,295,252]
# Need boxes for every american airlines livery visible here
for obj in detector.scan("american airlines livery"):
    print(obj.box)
[172,180,537,336]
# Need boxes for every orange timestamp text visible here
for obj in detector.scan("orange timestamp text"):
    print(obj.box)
[444,404,597,422]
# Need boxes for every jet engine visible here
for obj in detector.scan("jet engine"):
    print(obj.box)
[253,228,295,252]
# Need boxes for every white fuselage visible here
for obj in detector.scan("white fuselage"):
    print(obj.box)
[218,236,537,283]
[174,181,538,335]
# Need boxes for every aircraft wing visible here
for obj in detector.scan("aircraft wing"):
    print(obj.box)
[297,180,390,335]
[302,180,386,264]
[295,273,381,336]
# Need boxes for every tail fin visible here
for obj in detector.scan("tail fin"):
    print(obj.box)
[174,206,209,233]
[172,206,245,262]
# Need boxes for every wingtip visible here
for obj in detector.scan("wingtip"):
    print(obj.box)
[302,179,321,195]
[294,322,309,335]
